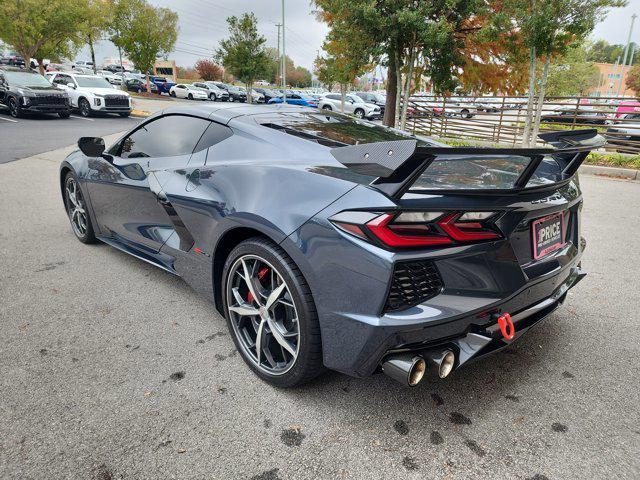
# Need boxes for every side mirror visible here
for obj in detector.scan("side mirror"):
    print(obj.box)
[66,82,76,89]
[78,137,105,157]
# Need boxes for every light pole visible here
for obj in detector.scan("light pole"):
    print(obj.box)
[616,14,636,97]
[281,0,286,103]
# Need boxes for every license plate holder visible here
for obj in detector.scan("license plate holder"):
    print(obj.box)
[532,212,565,260]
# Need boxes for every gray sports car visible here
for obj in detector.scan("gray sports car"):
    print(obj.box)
[60,103,602,387]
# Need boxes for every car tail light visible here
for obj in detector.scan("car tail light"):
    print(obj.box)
[330,210,501,249]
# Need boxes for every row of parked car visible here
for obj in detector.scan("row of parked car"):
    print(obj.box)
[0,66,132,118]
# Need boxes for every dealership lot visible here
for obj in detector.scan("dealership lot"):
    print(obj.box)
[0,125,639,479]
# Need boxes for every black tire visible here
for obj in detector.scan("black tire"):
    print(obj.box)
[461,109,472,119]
[322,105,332,111]
[63,171,97,244]
[170,91,176,97]
[59,111,70,119]
[209,93,216,101]
[9,97,23,118]
[354,108,365,119]
[78,98,91,117]
[222,237,324,387]
[188,93,193,100]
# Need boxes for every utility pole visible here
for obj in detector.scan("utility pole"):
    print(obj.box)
[281,0,286,103]
[616,14,636,97]
[276,23,282,85]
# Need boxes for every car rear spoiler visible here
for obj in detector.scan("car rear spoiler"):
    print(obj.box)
[330,129,605,198]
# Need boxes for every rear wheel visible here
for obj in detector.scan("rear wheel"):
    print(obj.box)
[64,172,96,244]
[222,237,324,387]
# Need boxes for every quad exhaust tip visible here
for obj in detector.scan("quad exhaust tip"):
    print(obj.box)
[382,349,455,386]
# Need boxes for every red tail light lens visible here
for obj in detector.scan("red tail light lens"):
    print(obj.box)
[330,211,502,249]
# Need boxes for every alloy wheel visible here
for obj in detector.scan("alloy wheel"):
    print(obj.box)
[355,109,364,119]
[226,254,300,375]
[65,177,88,238]
[79,99,90,117]
[9,98,19,117]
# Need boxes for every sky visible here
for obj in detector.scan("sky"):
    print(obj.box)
[79,0,638,70]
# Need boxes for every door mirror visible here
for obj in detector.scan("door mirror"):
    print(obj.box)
[78,137,105,157]
[66,82,76,89]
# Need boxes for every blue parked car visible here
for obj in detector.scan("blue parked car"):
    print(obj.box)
[268,93,317,107]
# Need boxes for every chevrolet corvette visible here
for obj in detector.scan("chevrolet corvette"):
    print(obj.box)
[60,103,602,387]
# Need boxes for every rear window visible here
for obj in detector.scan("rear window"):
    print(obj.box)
[258,112,434,148]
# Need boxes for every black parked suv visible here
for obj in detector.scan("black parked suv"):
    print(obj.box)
[0,67,70,118]
[253,87,282,102]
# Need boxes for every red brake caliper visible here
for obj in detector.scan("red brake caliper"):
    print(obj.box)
[247,268,270,303]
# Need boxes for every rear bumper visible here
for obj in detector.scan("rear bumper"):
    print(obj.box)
[329,256,585,377]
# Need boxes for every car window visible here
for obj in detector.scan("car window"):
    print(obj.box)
[117,115,212,159]
[326,94,340,100]
[194,122,233,153]
[53,74,73,85]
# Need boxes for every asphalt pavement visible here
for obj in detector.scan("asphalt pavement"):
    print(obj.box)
[0,126,639,479]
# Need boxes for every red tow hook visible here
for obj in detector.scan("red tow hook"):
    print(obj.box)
[497,313,515,340]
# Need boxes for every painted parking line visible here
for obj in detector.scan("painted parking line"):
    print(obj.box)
[0,116,18,123]
[70,115,94,122]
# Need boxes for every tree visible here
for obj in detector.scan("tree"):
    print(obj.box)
[215,13,269,104]
[500,0,626,146]
[109,0,138,70]
[315,0,521,128]
[546,44,600,96]
[627,64,640,95]
[587,39,639,65]
[289,66,312,87]
[195,59,224,81]
[82,0,112,73]
[120,0,178,93]
[0,0,91,73]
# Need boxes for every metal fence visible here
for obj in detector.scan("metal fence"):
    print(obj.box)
[404,95,640,154]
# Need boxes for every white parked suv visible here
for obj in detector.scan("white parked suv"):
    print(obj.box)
[45,72,132,117]
[169,83,208,100]
[318,93,381,119]
[191,81,230,101]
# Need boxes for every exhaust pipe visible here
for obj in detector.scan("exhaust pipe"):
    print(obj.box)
[382,354,426,387]
[423,349,455,378]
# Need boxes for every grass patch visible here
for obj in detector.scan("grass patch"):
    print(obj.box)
[585,152,640,170]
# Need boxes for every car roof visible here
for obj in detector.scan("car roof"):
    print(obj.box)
[152,103,318,124]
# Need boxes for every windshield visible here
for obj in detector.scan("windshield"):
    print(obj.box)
[5,71,52,88]
[76,76,112,88]
[348,95,365,104]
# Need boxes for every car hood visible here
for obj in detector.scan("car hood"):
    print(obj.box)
[80,87,129,96]
[18,86,66,95]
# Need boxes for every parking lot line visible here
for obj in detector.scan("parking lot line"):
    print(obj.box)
[0,117,18,123]
[70,115,94,122]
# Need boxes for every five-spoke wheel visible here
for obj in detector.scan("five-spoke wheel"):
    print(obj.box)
[223,238,323,387]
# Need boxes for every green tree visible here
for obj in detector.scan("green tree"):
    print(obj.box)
[215,13,269,103]
[109,0,138,70]
[587,39,638,65]
[499,0,626,146]
[0,0,91,73]
[119,0,178,93]
[82,0,112,73]
[289,66,312,87]
[546,44,600,96]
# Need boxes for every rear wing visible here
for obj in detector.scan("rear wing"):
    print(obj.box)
[330,129,605,198]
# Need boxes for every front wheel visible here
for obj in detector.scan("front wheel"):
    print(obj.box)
[228,96,234,102]
[64,172,97,244]
[188,93,193,100]
[354,108,365,119]
[322,105,332,111]
[170,91,176,97]
[210,93,216,101]
[9,97,23,118]
[222,237,324,387]
[78,98,91,117]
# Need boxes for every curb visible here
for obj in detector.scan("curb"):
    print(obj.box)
[130,109,151,118]
[580,164,639,181]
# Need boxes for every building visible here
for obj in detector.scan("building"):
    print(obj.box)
[153,60,177,83]
[588,62,636,97]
